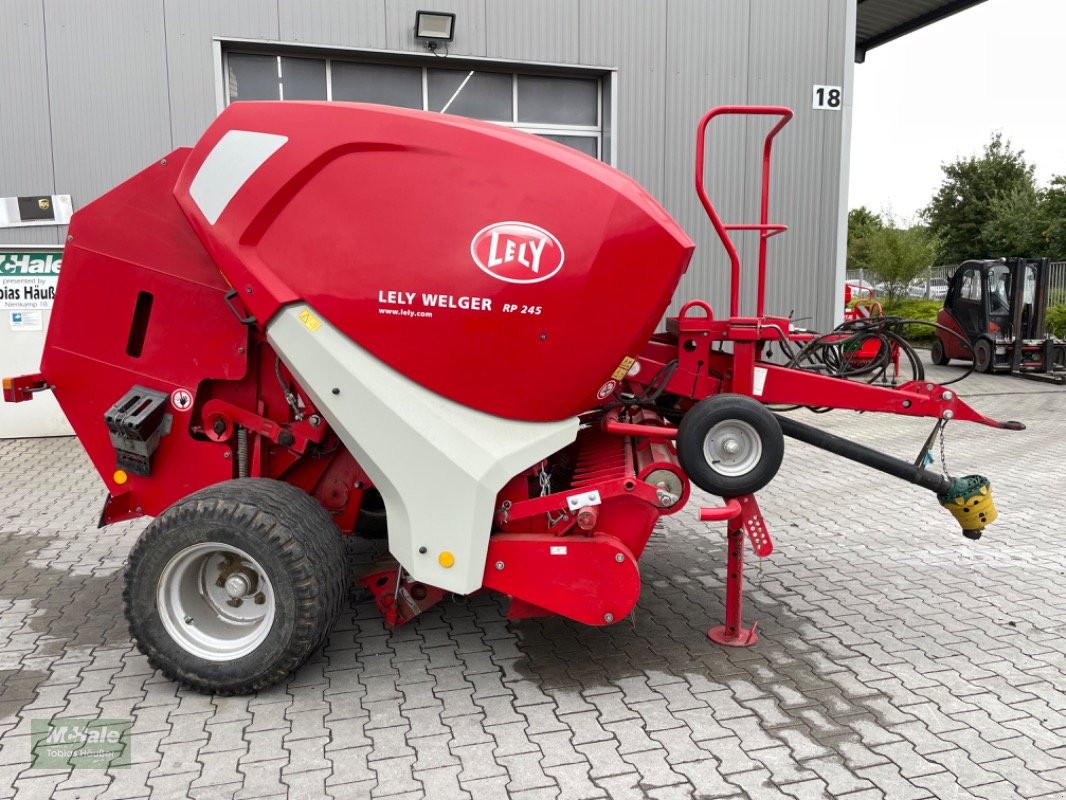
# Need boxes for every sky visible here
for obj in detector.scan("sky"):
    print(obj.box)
[848,0,1066,226]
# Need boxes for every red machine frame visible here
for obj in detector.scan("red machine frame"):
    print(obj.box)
[4,104,1018,652]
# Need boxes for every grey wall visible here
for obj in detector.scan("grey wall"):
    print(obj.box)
[0,0,854,329]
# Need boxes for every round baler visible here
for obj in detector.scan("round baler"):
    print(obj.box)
[2,102,1020,693]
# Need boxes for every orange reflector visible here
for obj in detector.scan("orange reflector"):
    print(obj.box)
[438,551,455,568]
[113,470,128,485]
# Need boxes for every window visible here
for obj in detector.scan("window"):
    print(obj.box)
[960,268,982,302]
[427,69,512,120]
[331,62,422,108]
[223,49,606,161]
[227,54,326,101]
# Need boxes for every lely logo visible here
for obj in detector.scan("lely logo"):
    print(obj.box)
[470,222,564,284]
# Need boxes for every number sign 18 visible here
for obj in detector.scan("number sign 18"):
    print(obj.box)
[812,85,843,110]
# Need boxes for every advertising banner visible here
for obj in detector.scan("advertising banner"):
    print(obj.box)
[0,249,61,311]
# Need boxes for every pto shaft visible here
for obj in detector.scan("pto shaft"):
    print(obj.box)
[773,414,951,495]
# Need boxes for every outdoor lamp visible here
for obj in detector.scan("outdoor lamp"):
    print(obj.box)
[415,11,456,42]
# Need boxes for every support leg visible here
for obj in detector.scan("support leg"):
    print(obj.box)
[707,517,759,646]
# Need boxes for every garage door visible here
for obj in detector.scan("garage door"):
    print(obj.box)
[224,51,605,160]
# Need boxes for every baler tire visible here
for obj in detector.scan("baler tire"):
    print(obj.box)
[930,338,949,366]
[676,394,784,497]
[123,478,349,695]
[973,338,994,373]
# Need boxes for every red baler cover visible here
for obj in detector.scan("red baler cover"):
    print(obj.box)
[174,102,694,421]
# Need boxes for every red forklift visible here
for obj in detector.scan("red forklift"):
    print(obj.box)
[931,257,1066,383]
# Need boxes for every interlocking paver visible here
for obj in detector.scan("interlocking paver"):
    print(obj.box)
[1,363,1065,798]
[233,757,286,799]
[574,740,632,780]
[415,764,470,799]
[498,750,556,792]
[589,771,645,800]
[369,754,421,796]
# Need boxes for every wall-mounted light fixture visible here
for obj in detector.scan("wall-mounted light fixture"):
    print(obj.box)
[415,11,455,51]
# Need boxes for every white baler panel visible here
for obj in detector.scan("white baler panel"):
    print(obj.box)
[266,304,578,595]
[189,130,287,224]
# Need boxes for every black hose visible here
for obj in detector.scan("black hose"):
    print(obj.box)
[788,316,977,389]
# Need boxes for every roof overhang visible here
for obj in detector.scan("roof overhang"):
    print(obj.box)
[856,0,988,62]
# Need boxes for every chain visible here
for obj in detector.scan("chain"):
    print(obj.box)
[939,420,951,478]
[498,500,511,525]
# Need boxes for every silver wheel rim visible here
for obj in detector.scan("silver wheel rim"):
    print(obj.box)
[703,419,762,477]
[157,543,275,661]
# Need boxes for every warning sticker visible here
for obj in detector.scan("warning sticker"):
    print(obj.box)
[611,356,636,381]
[170,388,193,412]
[297,309,321,333]
[550,546,567,555]
[596,380,617,400]
[753,367,768,397]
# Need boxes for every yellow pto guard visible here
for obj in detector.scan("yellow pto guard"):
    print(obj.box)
[939,475,997,539]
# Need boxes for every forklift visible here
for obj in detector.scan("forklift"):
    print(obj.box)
[931,257,1066,383]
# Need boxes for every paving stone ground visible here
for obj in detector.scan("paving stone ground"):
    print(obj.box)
[0,356,1064,799]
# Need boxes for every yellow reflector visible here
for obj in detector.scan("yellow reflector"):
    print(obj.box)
[113,470,128,485]
[438,551,455,568]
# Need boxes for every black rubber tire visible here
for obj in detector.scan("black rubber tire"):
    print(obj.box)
[123,478,348,695]
[973,338,994,373]
[356,487,388,539]
[930,338,949,366]
[676,394,785,497]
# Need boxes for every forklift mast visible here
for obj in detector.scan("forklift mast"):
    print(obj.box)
[1009,258,1049,339]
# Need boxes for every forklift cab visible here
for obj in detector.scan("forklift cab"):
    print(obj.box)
[946,260,1038,344]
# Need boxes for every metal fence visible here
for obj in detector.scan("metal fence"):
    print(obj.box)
[846,261,1066,303]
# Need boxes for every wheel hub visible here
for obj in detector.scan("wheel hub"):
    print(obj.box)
[224,571,254,600]
[157,543,276,661]
[703,419,763,477]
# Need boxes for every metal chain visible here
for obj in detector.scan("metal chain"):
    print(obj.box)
[939,420,951,478]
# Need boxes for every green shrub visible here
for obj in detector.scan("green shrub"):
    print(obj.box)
[860,299,1066,341]
[877,299,942,343]
[1047,306,1066,338]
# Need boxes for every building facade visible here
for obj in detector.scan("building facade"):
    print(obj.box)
[1,0,859,435]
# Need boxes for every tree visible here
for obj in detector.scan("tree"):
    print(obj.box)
[981,184,1045,258]
[846,206,883,274]
[1041,176,1066,261]
[924,133,1036,264]
[865,225,935,302]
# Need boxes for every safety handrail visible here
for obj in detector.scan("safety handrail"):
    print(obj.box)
[694,105,794,318]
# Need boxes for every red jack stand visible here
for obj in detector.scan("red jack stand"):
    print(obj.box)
[700,495,771,647]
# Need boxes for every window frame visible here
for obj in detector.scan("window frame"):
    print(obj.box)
[214,38,615,164]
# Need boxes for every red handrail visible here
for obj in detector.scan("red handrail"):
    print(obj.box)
[694,106,793,318]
